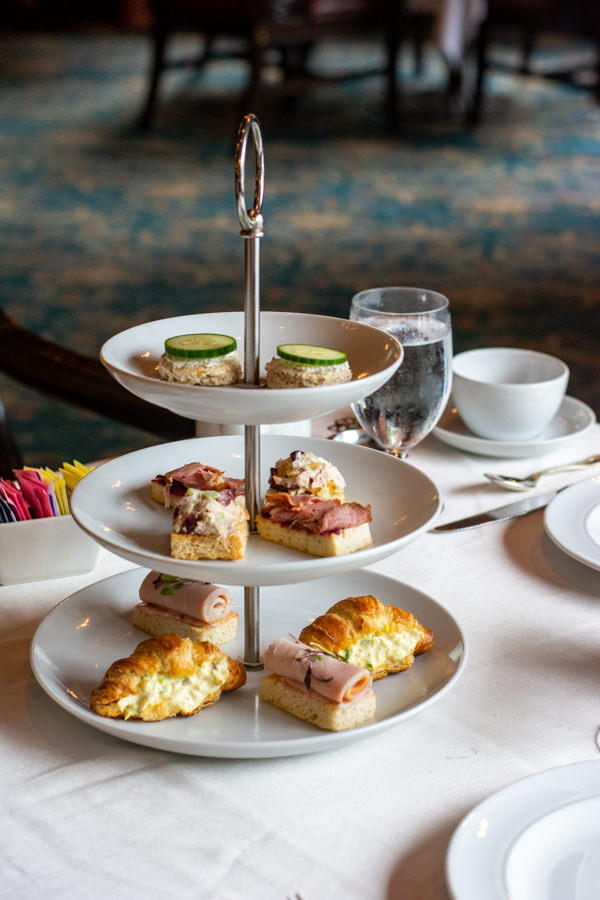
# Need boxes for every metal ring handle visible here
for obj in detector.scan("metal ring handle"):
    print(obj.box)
[235,113,265,236]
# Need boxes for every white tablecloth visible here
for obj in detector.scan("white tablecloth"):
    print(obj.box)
[3,417,600,899]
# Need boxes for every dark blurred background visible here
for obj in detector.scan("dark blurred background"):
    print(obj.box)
[1,0,598,466]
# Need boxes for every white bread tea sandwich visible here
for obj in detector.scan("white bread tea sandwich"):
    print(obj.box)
[265,343,352,388]
[170,487,249,560]
[157,332,242,385]
[132,570,238,645]
[299,594,433,680]
[151,461,244,508]
[90,633,246,721]
[259,637,376,731]
[255,450,372,557]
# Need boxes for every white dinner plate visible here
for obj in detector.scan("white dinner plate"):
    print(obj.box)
[434,396,595,458]
[544,476,600,572]
[70,435,442,586]
[446,759,600,899]
[30,567,466,758]
[100,311,402,425]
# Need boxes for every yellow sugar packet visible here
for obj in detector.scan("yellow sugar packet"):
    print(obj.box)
[43,467,68,515]
[59,460,93,493]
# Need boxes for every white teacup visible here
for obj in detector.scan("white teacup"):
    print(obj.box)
[452,348,569,441]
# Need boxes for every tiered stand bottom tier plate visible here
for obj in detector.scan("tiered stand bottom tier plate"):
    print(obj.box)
[31,567,466,758]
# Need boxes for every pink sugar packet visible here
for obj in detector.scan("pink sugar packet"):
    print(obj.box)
[13,470,56,519]
[0,480,31,521]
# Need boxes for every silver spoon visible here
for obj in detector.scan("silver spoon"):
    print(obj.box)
[484,454,600,491]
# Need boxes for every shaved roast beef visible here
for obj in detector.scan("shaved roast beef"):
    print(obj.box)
[261,492,371,535]
[153,461,244,506]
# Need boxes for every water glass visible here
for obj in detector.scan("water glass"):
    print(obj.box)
[350,287,452,457]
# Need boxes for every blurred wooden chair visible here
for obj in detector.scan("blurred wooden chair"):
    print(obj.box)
[137,0,407,131]
[0,309,195,475]
[467,0,600,124]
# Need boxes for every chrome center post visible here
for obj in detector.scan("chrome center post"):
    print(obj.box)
[235,113,264,670]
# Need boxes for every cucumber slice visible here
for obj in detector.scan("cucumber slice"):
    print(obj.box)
[164,333,237,359]
[277,343,348,366]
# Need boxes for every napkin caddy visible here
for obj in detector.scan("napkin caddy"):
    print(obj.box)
[0,514,100,584]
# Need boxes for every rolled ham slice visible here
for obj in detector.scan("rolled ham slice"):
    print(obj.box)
[139,571,233,623]
[263,638,373,704]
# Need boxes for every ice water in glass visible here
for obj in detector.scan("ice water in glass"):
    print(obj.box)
[350,288,452,457]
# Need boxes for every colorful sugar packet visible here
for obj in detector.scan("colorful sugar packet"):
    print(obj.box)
[0,460,93,523]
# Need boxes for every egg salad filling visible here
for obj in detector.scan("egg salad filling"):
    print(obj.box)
[116,657,230,719]
[344,630,421,671]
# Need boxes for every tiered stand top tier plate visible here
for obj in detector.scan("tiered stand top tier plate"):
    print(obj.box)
[100,310,402,424]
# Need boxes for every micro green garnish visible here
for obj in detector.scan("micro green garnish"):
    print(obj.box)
[291,634,348,664]
[288,634,339,692]
[153,573,185,596]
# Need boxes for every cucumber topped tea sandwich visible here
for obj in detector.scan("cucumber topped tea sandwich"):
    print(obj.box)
[265,343,352,388]
[158,333,242,385]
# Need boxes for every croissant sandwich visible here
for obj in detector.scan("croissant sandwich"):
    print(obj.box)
[299,595,433,680]
[90,633,246,721]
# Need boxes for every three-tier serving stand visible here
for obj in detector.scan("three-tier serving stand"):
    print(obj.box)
[57,116,463,758]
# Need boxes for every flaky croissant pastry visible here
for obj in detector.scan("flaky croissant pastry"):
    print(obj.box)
[298,595,433,680]
[90,633,246,721]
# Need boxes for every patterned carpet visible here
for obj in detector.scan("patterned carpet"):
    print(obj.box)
[0,29,599,466]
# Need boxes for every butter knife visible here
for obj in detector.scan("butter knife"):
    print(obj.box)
[431,488,559,533]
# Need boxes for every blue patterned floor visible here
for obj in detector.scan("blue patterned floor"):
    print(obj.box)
[0,31,598,466]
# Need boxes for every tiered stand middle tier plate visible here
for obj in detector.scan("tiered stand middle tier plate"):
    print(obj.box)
[68,433,442,585]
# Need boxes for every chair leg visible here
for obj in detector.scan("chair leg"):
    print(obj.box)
[466,18,488,127]
[280,43,312,111]
[519,24,535,74]
[138,25,169,131]
[193,35,214,72]
[385,26,402,132]
[411,13,430,76]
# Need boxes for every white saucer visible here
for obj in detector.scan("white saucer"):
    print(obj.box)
[544,476,600,572]
[434,396,595,458]
[446,759,600,899]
